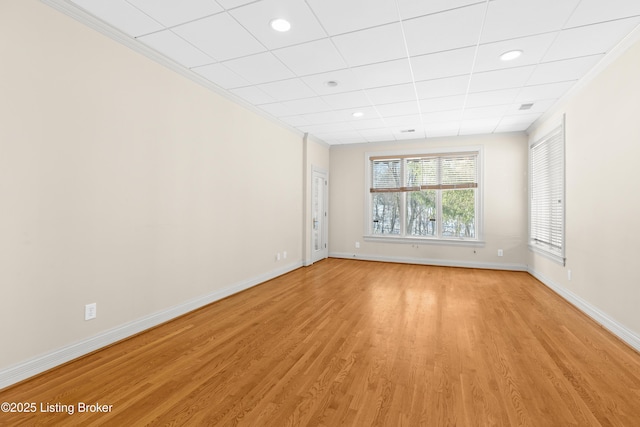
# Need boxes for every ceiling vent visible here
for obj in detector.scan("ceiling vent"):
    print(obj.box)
[400,129,415,133]
[519,103,534,110]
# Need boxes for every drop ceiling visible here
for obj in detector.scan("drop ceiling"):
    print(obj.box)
[48,0,640,144]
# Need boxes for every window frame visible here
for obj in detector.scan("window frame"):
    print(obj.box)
[364,146,484,246]
[528,118,566,265]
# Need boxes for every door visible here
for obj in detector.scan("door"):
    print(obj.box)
[312,170,328,263]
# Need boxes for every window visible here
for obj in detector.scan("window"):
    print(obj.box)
[529,120,565,264]
[367,148,481,242]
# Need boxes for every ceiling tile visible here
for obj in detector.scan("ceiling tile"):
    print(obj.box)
[403,4,485,56]
[216,0,256,10]
[71,0,164,36]
[138,30,213,68]
[350,118,388,131]
[332,23,407,67]
[223,52,295,84]
[462,105,509,120]
[415,75,470,99]
[397,0,485,20]
[516,81,576,102]
[258,102,295,117]
[474,33,557,73]
[297,110,348,125]
[298,122,355,133]
[127,0,223,27]
[305,0,398,36]
[506,99,557,115]
[465,88,519,108]
[273,39,346,75]
[382,115,422,126]
[365,83,416,104]
[352,59,414,88]
[173,13,265,61]
[301,69,363,95]
[256,78,317,101]
[360,129,396,142]
[420,95,466,113]
[469,66,536,93]
[279,97,332,115]
[459,118,501,135]
[299,107,379,125]
[566,0,640,27]
[322,91,372,109]
[229,86,275,104]
[544,18,640,62]
[495,113,542,132]
[278,115,311,127]
[422,110,464,124]
[191,63,250,89]
[425,122,461,138]
[481,0,581,43]
[411,47,476,81]
[376,101,421,118]
[229,0,326,49]
[324,131,365,142]
[527,55,604,86]
[393,126,426,140]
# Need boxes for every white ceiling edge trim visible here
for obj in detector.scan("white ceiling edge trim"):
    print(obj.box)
[527,22,640,136]
[39,0,305,140]
[330,130,527,150]
[306,133,331,149]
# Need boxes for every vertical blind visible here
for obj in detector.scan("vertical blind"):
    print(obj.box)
[530,123,565,263]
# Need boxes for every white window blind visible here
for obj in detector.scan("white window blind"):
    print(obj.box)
[370,153,478,192]
[529,122,565,264]
[371,159,402,192]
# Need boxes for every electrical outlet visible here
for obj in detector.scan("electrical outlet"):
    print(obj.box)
[276,253,281,261]
[568,269,572,281]
[85,303,97,321]
[283,251,287,259]
[355,242,360,249]
[498,249,503,257]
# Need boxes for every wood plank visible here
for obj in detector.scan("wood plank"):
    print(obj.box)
[1,259,640,426]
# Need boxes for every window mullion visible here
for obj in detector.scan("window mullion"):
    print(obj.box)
[400,158,406,237]
[436,157,442,238]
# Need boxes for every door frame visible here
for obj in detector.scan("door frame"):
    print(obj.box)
[311,167,329,263]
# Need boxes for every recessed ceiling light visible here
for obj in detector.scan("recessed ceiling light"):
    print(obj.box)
[270,18,291,32]
[325,80,338,87]
[352,112,364,118]
[500,50,523,61]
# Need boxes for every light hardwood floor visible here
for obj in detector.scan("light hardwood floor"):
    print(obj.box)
[2,259,640,426]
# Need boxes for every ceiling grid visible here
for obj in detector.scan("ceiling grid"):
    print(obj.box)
[62,0,640,144]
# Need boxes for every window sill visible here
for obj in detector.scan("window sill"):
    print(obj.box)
[528,244,566,266]
[364,235,485,247]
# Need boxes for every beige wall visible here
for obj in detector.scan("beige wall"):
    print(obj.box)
[528,37,640,339]
[0,0,303,370]
[329,133,528,269]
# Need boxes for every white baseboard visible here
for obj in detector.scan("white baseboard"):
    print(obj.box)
[528,268,640,353]
[0,261,302,391]
[330,252,528,271]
